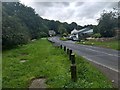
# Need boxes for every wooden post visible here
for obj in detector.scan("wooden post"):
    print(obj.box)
[71,53,75,64]
[60,45,62,49]
[67,48,69,54]
[69,49,72,61]
[64,46,66,51]
[71,64,77,82]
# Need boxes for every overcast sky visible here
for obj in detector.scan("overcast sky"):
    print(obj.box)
[20,0,118,26]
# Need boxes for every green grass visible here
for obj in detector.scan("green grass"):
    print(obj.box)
[2,39,113,88]
[60,37,68,41]
[77,40,119,50]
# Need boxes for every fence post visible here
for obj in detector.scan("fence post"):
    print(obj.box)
[67,48,69,54]
[64,46,66,51]
[71,53,75,64]
[69,49,72,61]
[60,45,62,49]
[71,64,77,82]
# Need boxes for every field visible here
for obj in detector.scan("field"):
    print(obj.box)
[77,40,119,50]
[2,39,113,88]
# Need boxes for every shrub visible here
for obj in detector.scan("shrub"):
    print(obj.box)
[92,33,101,38]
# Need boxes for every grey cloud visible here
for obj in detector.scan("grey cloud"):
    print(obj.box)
[54,2,70,6]
[34,2,53,7]
[75,2,85,6]
[76,2,117,19]
[106,2,118,8]
[31,2,71,16]
[61,2,70,6]
[32,2,70,7]
[20,1,118,25]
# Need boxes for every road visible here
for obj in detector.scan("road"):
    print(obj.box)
[49,36,119,87]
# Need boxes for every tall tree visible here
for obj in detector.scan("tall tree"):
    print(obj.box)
[2,2,83,49]
[69,22,77,31]
[58,25,67,35]
[97,11,117,37]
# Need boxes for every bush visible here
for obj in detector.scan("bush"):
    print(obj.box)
[39,32,48,38]
[60,37,68,41]
[62,33,67,37]
[92,33,101,38]
[2,15,31,49]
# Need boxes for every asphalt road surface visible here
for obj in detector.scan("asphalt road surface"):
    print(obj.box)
[49,36,120,87]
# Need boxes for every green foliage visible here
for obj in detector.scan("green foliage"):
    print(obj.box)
[77,39,119,50]
[63,33,67,37]
[2,2,83,49]
[60,37,68,41]
[58,25,67,35]
[3,39,113,88]
[93,25,99,33]
[118,16,120,28]
[39,32,48,38]
[2,2,49,49]
[92,33,101,38]
[97,11,117,37]
[2,12,30,49]
[69,22,77,30]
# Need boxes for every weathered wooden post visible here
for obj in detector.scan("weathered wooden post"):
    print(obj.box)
[71,64,77,82]
[69,49,72,60]
[67,48,69,54]
[71,53,75,64]
[64,46,66,51]
[60,45,62,49]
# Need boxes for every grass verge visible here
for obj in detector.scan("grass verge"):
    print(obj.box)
[77,40,119,50]
[60,37,68,41]
[2,39,113,88]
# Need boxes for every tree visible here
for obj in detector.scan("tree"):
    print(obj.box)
[97,11,117,37]
[118,16,120,28]
[2,15,30,49]
[69,22,77,31]
[62,22,70,33]
[58,25,67,35]
[92,33,101,38]
[93,25,99,34]
[2,2,83,49]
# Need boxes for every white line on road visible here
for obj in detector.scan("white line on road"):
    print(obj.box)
[86,48,119,57]
[82,56,119,72]
[51,37,119,72]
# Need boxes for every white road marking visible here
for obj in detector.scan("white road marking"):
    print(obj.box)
[82,56,119,72]
[86,48,119,57]
[51,37,119,73]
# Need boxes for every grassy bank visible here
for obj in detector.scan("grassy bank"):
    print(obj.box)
[77,40,119,50]
[2,39,113,88]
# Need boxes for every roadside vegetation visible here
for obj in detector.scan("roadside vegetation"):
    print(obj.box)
[77,39,119,50]
[3,2,120,50]
[60,37,68,41]
[75,9,119,50]
[2,2,118,88]
[3,39,113,88]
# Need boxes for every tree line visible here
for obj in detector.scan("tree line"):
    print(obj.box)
[2,2,119,49]
[2,2,83,49]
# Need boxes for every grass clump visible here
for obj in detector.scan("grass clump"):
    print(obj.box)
[77,40,119,50]
[60,37,68,41]
[2,39,113,88]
